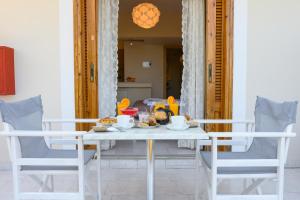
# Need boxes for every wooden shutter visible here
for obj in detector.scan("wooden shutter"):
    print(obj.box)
[205,0,233,132]
[74,0,98,130]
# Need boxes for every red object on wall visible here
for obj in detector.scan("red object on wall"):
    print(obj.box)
[0,46,15,95]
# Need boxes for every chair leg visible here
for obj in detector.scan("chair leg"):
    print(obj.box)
[241,179,264,195]
[256,185,262,195]
[50,175,54,192]
[277,138,286,200]
[211,138,218,200]
[203,165,212,200]
[29,175,52,192]
[39,175,50,192]
[12,165,20,200]
[195,140,201,200]
[78,138,85,200]
[97,141,102,200]
[242,179,248,191]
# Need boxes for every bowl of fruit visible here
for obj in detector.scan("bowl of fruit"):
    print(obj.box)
[121,107,139,117]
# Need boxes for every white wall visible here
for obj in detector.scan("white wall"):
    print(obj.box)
[0,0,60,167]
[124,41,165,98]
[232,0,248,151]
[247,0,300,166]
[59,0,76,130]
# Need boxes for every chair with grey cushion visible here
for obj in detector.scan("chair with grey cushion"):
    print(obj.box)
[198,97,298,200]
[0,96,98,200]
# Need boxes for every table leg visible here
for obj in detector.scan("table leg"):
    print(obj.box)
[97,141,102,200]
[195,140,201,200]
[147,139,155,200]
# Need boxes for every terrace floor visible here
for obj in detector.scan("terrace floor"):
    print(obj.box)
[0,165,300,200]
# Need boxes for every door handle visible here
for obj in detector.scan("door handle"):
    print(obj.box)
[90,63,95,82]
[208,64,212,83]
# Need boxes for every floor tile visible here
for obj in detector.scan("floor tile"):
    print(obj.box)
[0,167,300,200]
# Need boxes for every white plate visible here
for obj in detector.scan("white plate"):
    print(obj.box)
[166,124,190,131]
[112,123,135,130]
[92,126,119,132]
[136,123,160,129]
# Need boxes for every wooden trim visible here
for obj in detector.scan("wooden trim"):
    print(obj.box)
[73,0,85,123]
[223,0,234,131]
[73,0,98,131]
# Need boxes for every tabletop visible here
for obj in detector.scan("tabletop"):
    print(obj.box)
[83,125,209,141]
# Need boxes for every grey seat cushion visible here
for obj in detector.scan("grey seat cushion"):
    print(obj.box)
[0,96,96,170]
[0,96,48,158]
[22,150,96,171]
[201,96,298,174]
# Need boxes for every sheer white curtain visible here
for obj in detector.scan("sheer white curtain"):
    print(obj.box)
[98,0,119,150]
[178,0,205,149]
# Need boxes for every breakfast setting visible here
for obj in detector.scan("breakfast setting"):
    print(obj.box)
[92,96,200,133]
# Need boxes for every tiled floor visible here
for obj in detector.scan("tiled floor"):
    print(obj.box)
[102,140,195,157]
[0,166,300,200]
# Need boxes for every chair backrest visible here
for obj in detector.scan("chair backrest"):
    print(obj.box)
[250,96,298,157]
[0,96,49,158]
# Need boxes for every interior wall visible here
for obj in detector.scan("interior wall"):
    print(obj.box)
[0,0,60,167]
[247,0,300,166]
[124,41,165,98]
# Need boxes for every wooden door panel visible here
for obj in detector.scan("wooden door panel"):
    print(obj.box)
[74,0,98,131]
[205,0,233,135]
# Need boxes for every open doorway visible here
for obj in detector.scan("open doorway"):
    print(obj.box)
[166,48,183,99]
[113,0,192,156]
[73,0,234,154]
[117,0,183,105]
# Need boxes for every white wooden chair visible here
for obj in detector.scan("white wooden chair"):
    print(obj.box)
[0,96,100,200]
[1,119,100,200]
[198,97,298,200]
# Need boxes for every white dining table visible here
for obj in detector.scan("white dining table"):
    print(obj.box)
[83,125,209,200]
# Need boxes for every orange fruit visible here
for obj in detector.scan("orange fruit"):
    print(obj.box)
[167,96,175,105]
[121,98,130,107]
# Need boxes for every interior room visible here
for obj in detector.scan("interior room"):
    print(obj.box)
[117,0,183,102]
[104,0,194,157]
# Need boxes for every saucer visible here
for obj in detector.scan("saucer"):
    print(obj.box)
[166,123,190,131]
[112,123,135,130]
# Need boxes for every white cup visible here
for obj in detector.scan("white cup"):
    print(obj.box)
[170,116,187,128]
[139,112,150,122]
[117,115,133,128]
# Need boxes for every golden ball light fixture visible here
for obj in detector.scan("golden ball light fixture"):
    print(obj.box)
[132,3,160,29]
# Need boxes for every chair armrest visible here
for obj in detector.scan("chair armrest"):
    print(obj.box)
[1,131,87,137]
[196,119,254,125]
[47,138,97,145]
[43,119,98,124]
[208,132,296,138]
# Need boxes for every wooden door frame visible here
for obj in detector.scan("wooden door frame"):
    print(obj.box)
[73,0,234,129]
